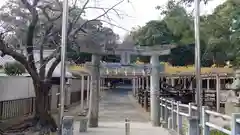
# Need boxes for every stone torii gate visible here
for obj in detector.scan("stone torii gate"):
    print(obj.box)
[80,43,175,127]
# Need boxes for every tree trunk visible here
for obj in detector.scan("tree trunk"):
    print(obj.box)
[34,82,57,133]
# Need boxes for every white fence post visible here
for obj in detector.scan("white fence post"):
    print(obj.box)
[160,98,165,123]
[81,75,84,110]
[171,100,176,129]
[160,97,162,121]
[202,106,210,135]
[168,117,172,129]
[177,101,183,134]
[231,113,240,135]
[164,100,169,128]
[187,103,198,135]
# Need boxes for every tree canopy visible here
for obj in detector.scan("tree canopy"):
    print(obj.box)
[129,0,240,67]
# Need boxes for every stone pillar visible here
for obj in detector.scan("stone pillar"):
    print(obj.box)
[138,77,141,90]
[120,52,130,65]
[100,78,103,91]
[184,77,186,89]
[65,80,71,107]
[126,53,131,65]
[99,78,102,92]
[136,77,139,98]
[62,116,74,135]
[132,78,136,96]
[207,78,210,90]
[189,78,193,90]
[103,78,105,89]
[86,76,90,107]
[216,75,220,112]
[150,55,160,126]
[89,54,100,127]
[81,75,85,110]
[146,76,149,90]
[120,52,125,65]
[142,76,145,89]
[171,78,174,87]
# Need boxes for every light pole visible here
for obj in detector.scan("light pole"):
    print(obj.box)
[59,0,68,130]
[194,0,201,134]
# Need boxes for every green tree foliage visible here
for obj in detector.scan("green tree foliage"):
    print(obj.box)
[161,0,195,45]
[130,0,240,67]
[131,0,196,65]
[200,0,240,66]
[4,62,26,76]
[132,20,175,46]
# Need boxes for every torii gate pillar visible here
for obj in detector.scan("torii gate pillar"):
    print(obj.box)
[129,45,174,126]
[89,54,101,127]
[150,55,160,126]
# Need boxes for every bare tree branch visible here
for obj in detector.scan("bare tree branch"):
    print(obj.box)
[98,19,130,31]
[0,35,39,83]
[85,7,124,18]
[43,46,61,62]
[21,0,40,74]
[67,0,90,34]
[39,24,54,80]
[38,5,62,22]
[72,0,90,26]
[71,0,125,36]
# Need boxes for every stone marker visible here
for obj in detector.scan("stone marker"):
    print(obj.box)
[79,115,88,132]
[62,116,74,135]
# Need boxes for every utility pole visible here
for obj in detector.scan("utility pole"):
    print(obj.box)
[59,0,68,130]
[194,0,201,134]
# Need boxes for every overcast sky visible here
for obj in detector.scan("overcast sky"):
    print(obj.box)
[0,0,225,39]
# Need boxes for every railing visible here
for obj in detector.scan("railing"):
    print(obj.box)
[159,97,240,135]
[0,97,35,121]
[0,90,89,121]
[136,88,150,112]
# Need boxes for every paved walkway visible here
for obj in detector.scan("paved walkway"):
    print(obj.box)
[70,86,171,135]
[99,87,148,122]
[74,122,171,135]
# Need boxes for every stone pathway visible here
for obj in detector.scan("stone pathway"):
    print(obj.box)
[98,87,148,122]
[71,86,171,135]
[73,122,171,135]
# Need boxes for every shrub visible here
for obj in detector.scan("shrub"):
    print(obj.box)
[210,126,230,135]
[4,62,26,76]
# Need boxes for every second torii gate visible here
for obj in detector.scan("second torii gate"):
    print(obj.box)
[80,43,175,127]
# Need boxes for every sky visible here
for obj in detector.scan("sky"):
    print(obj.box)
[0,0,225,40]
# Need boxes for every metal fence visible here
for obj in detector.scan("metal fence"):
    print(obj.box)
[0,87,93,122]
[0,97,35,120]
[159,97,240,135]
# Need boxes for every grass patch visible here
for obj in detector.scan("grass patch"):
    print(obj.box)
[210,126,230,135]
[180,119,230,135]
